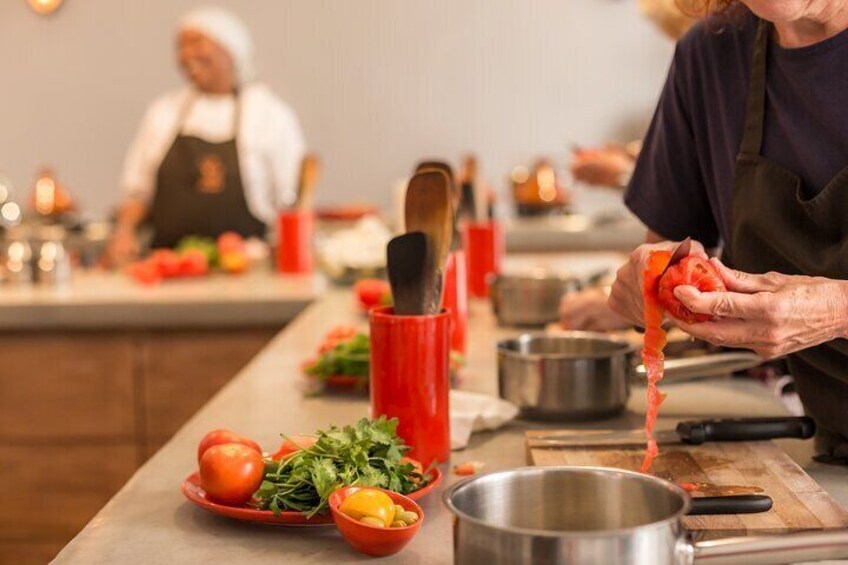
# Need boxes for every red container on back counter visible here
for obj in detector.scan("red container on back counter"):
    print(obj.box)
[463,220,503,298]
[276,210,314,273]
[442,250,468,355]
[369,307,450,467]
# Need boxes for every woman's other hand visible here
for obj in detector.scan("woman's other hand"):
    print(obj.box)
[673,258,848,359]
[105,228,140,267]
[560,287,630,332]
[608,238,708,326]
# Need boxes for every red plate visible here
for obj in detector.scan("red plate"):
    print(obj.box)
[301,359,368,390]
[180,466,442,527]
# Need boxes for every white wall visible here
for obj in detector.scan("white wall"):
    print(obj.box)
[0,0,673,218]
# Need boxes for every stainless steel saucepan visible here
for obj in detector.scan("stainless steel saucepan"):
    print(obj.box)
[489,273,588,327]
[497,332,762,421]
[444,466,848,565]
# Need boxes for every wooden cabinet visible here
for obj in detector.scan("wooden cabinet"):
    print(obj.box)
[0,327,278,564]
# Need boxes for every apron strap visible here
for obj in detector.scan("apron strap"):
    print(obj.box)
[739,19,770,156]
[175,90,241,138]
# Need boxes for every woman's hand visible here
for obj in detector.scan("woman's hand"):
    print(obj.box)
[673,259,848,359]
[570,144,636,188]
[608,239,708,325]
[560,287,630,332]
[105,228,140,267]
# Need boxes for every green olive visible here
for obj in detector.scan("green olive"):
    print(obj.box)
[394,504,405,515]
[360,516,386,528]
[391,520,406,528]
[398,511,419,525]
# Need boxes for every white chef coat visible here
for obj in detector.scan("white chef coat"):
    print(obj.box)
[120,83,305,225]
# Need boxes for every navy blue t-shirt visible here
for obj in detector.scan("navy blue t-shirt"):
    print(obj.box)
[625,11,848,248]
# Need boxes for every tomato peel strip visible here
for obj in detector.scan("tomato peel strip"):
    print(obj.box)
[640,250,672,473]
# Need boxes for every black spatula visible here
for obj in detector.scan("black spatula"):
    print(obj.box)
[387,231,430,316]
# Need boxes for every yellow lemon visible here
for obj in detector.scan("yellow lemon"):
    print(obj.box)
[339,488,396,527]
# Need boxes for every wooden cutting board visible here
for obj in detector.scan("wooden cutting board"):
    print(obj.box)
[526,432,848,541]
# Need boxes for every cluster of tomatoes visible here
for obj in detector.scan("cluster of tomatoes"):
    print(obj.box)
[197,429,317,506]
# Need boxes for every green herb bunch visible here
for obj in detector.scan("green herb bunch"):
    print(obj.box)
[253,417,430,518]
[304,333,370,380]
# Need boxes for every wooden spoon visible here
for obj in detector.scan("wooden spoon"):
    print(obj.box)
[387,231,430,315]
[294,154,320,211]
[404,169,453,314]
[415,160,461,252]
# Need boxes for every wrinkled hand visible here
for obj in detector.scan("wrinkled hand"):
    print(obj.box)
[560,287,630,332]
[608,239,708,326]
[570,144,636,188]
[673,259,848,359]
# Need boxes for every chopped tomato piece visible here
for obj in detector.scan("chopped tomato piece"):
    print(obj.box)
[453,461,485,476]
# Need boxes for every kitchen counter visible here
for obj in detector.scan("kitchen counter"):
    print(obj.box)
[0,268,325,330]
[52,285,848,564]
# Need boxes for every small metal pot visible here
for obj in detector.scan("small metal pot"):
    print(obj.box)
[497,332,762,421]
[489,274,583,327]
[444,466,848,565]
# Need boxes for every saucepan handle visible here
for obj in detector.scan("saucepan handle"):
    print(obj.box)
[687,495,773,516]
[684,530,848,564]
[634,352,763,383]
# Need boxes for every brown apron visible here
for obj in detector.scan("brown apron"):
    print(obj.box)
[148,93,266,249]
[729,19,848,463]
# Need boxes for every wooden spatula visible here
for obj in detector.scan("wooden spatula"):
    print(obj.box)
[387,231,430,315]
[404,169,453,314]
[294,154,320,211]
[415,160,461,251]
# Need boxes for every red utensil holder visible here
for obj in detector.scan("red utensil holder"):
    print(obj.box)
[369,307,450,467]
[463,220,503,298]
[276,210,314,273]
[442,250,468,355]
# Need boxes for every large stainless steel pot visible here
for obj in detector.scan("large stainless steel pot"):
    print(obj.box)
[489,274,584,327]
[498,332,762,421]
[444,466,848,565]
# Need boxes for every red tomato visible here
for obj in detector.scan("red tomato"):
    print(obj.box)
[150,249,182,278]
[271,435,317,461]
[354,279,391,310]
[199,443,265,506]
[197,429,262,463]
[217,232,245,256]
[179,249,210,277]
[657,256,726,324]
[318,326,359,354]
[127,259,162,286]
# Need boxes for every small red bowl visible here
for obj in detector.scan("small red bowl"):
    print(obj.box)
[329,487,423,557]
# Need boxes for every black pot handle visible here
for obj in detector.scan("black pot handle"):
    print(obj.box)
[688,495,773,516]
[677,417,816,445]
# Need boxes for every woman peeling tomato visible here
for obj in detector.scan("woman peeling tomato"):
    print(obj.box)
[609,0,848,465]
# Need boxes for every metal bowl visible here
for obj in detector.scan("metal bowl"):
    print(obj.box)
[489,274,583,327]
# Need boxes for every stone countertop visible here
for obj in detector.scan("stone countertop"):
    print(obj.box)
[52,281,848,564]
[0,269,326,330]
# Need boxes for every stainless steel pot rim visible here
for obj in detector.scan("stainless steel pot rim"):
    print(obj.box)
[442,466,692,539]
[497,331,637,360]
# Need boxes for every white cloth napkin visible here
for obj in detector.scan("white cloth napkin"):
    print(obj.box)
[450,390,519,450]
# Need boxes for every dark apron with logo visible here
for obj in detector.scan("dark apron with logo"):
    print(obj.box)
[148,94,266,249]
[729,20,848,463]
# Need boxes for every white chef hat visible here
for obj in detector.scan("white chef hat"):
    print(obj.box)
[178,7,257,84]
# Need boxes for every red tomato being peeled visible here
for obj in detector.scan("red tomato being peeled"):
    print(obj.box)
[354,279,391,310]
[197,429,262,463]
[271,435,317,461]
[179,249,210,277]
[150,249,182,278]
[199,443,265,506]
[657,256,726,324]
[217,232,245,256]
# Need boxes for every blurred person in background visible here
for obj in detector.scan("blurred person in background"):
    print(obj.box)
[560,0,698,331]
[108,7,304,264]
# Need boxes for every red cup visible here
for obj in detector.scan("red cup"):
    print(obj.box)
[276,210,314,273]
[369,307,450,467]
[442,250,468,355]
[463,220,503,298]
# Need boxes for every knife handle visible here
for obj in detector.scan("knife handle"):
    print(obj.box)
[688,495,773,516]
[677,417,816,445]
